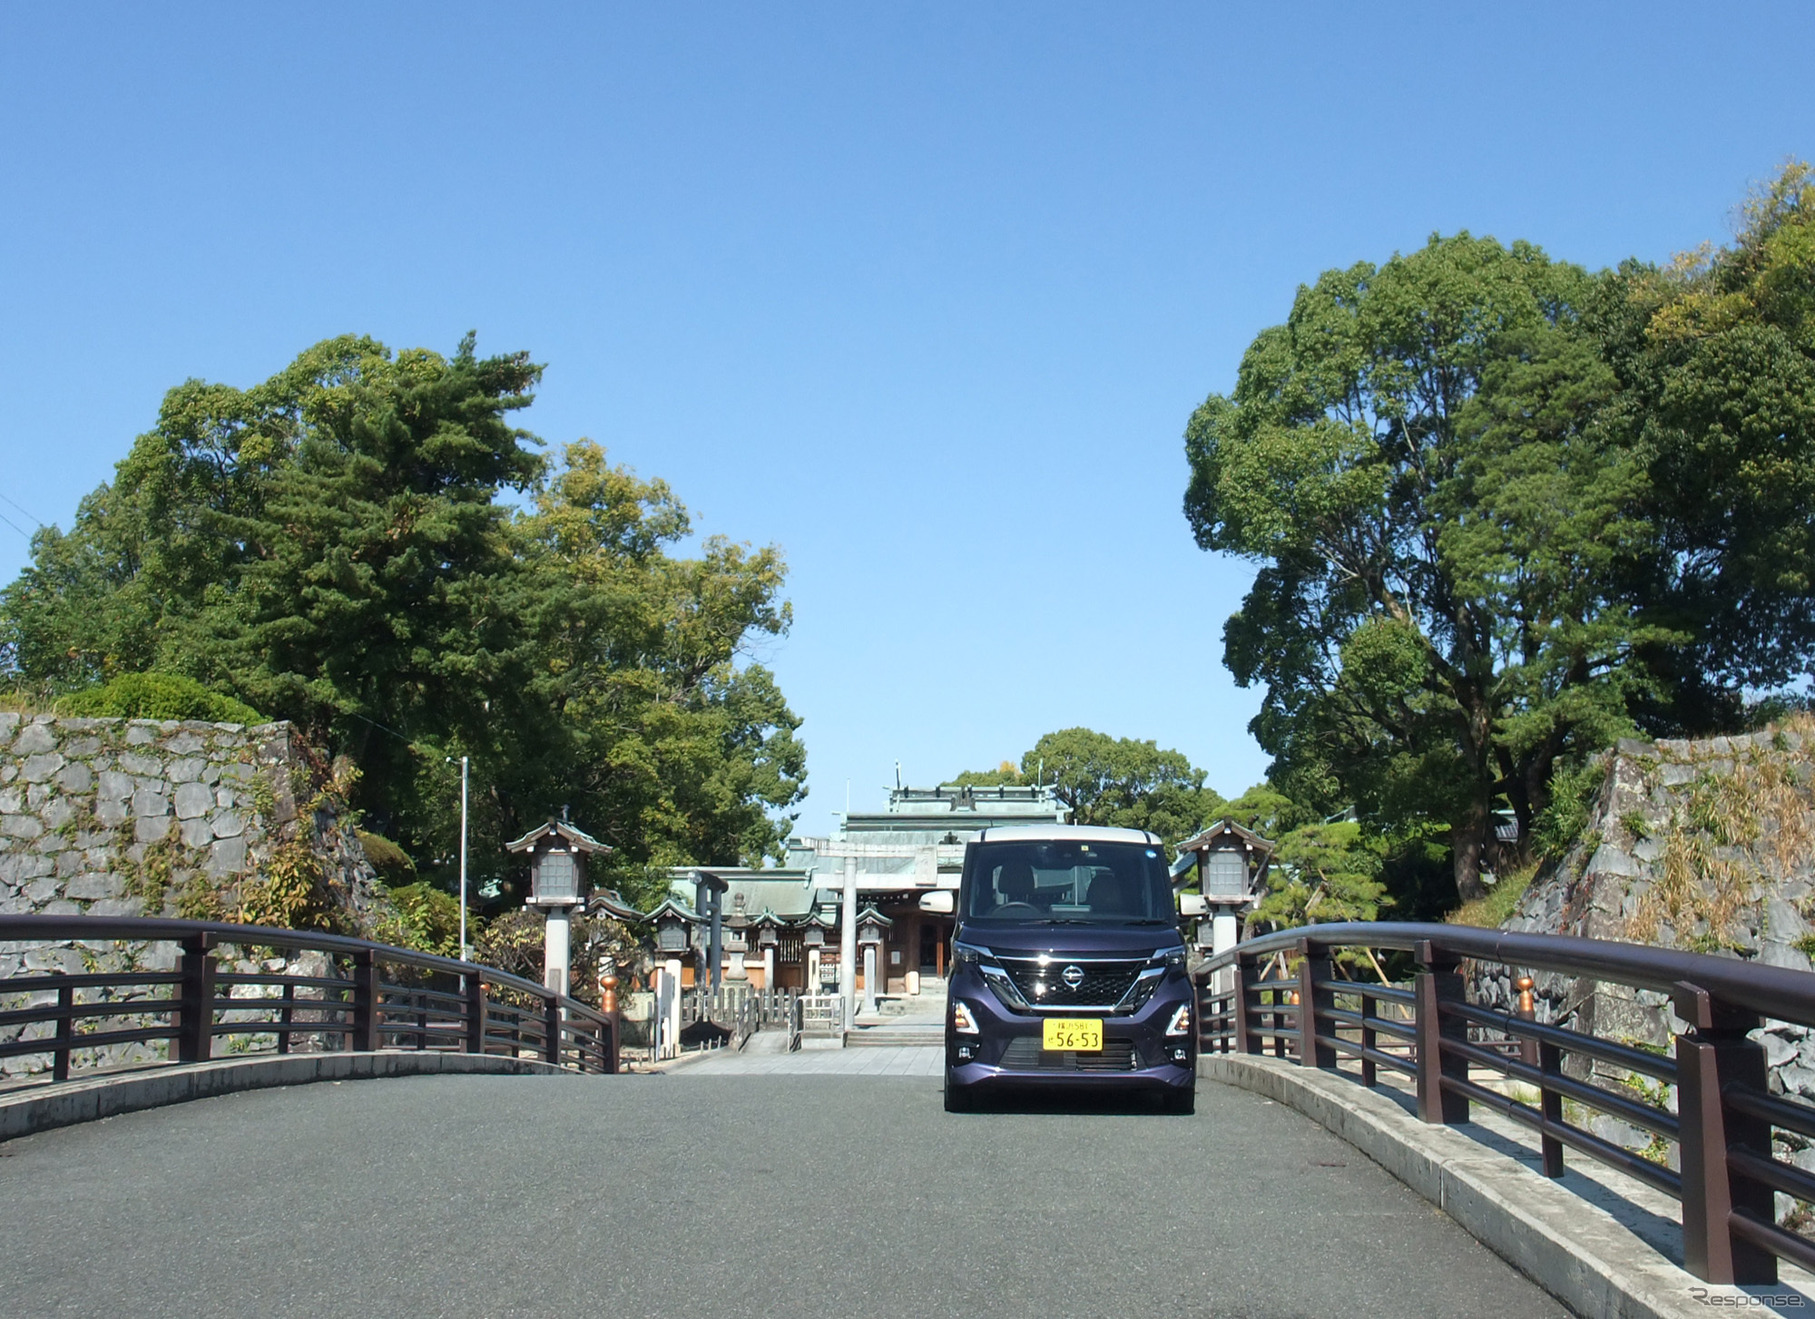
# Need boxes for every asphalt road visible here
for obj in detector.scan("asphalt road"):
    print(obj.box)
[0,1070,1573,1319]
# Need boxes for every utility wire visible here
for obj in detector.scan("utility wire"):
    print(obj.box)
[0,508,32,542]
[346,709,426,751]
[0,491,42,527]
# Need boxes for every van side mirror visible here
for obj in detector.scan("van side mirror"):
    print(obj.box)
[1178,893,1209,918]
[919,891,955,915]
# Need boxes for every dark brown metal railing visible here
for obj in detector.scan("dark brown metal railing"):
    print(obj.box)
[1195,922,1815,1287]
[0,915,617,1083]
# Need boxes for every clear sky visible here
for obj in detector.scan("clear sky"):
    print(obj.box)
[2,4,1812,839]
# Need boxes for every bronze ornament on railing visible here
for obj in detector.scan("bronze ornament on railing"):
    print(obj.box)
[0,915,618,1083]
[1194,921,1815,1288]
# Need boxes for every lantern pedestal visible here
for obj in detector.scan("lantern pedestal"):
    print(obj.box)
[544,905,575,996]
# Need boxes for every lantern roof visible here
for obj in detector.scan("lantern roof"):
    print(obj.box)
[504,819,611,855]
[1173,818,1275,857]
[854,905,894,929]
[588,888,648,922]
[645,896,703,925]
[747,908,789,929]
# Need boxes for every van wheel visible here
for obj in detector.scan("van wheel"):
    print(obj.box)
[944,1076,975,1113]
[1160,1087,1195,1116]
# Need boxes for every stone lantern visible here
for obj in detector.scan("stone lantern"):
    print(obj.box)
[723,902,750,983]
[801,921,828,991]
[1172,819,1275,959]
[505,819,610,996]
[750,910,783,989]
[855,907,892,1016]
[649,899,697,958]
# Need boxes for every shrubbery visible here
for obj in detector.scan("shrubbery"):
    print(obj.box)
[56,672,266,724]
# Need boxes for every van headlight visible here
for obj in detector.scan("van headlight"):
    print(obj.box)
[1165,1004,1193,1036]
[952,941,987,967]
[952,1000,981,1035]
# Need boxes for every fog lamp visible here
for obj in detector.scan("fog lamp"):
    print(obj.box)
[956,1043,977,1062]
[952,1000,981,1035]
[1170,1046,1190,1064]
[1165,1005,1192,1036]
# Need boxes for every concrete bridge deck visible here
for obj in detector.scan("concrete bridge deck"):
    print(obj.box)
[0,1068,1570,1318]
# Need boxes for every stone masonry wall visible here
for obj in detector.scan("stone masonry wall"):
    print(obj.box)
[1474,719,1815,1217]
[0,713,386,1077]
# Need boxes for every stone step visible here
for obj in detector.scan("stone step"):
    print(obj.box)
[844,1029,944,1048]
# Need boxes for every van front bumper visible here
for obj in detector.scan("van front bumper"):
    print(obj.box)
[945,969,1197,1093]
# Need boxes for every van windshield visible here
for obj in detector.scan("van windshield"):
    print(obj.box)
[962,839,1174,924]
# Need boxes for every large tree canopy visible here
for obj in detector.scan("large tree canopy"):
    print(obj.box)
[954,727,1225,846]
[1,335,804,906]
[1599,163,1815,695]
[1184,234,1669,903]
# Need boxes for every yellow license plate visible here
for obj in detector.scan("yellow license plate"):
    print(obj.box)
[1042,1018,1103,1052]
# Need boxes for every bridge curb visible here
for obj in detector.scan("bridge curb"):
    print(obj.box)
[1200,1054,1786,1319]
[0,1051,575,1142]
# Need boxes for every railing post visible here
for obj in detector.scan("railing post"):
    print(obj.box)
[1232,951,1261,1055]
[544,994,562,1067]
[1193,975,1214,1055]
[1516,976,1564,1177]
[349,948,380,1052]
[277,981,295,1056]
[176,932,217,1063]
[1414,939,1468,1124]
[1674,982,1775,1285]
[465,975,487,1054]
[1515,976,1538,1069]
[1537,1038,1565,1178]
[1359,987,1377,1087]
[599,972,620,1075]
[1297,938,1336,1069]
[53,978,73,1082]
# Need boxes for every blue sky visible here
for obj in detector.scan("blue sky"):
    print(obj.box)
[2,4,1811,839]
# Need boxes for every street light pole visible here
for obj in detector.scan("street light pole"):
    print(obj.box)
[459,755,469,963]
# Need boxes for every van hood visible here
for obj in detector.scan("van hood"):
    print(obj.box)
[955,922,1183,959]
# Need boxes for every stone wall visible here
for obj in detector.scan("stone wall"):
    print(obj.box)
[0,713,388,1077]
[1475,720,1815,1209]
[0,713,383,926]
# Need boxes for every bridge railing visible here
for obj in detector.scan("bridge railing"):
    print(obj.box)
[1194,922,1815,1288]
[0,915,617,1082]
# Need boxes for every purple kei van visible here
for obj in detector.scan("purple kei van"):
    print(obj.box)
[940,824,1197,1113]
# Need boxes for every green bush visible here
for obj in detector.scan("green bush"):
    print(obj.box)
[380,882,465,958]
[1531,756,1608,864]
[358,830,418,886]
[56,672,265,724]
[1447,863,1538,928]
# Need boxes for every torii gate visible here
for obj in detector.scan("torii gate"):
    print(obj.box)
[801,839,945,1027]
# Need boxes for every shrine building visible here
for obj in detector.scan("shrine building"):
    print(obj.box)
[637,783,1067,994]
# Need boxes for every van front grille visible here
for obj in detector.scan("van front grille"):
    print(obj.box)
[999,1037,1139,1072]
[998,957,1144,1009]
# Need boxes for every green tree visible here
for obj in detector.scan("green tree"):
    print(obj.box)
[1248,820,1389,936]
[0,337,807,904]
[1598,162,1815,698]
[503,439,806,883]
[957,728,1224,846]
[1185,233,1670,904]
[950,760,1026,787]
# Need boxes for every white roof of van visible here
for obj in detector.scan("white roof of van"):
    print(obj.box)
[975,824,1161,846]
